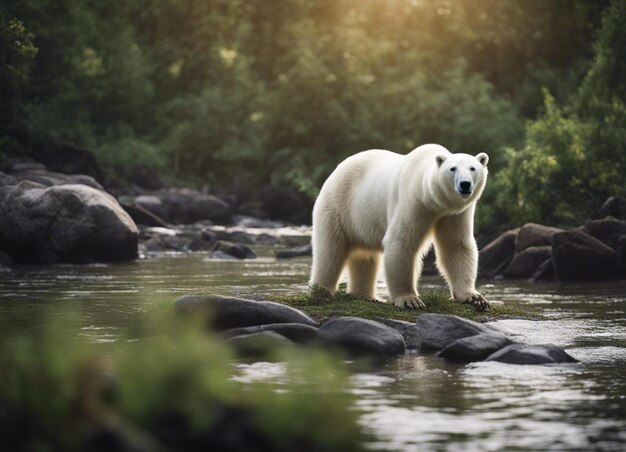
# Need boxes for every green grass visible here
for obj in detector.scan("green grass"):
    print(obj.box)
[266,285,539,323]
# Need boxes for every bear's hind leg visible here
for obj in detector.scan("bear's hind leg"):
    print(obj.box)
[347,251,380,301]
[310,234,348,295]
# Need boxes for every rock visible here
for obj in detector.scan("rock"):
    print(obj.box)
[503,246,552,279]
[9,161,46,172]
[134,195,167,219]
[256,185,310,224]
[235,216,285,229]
[222,323,319,344]
[211,240,255,259]
[33,142,105,183]
[13,169,104,191]
[530,258,554,282]
[437,333,513,362]
[478,228,519,278]
[120,202,168,227]
[515,223,562,252]
[316,317,405,357]
[0,250,13,269]
[213,229,255,245]
[207,250,239,260]
[552,230,624,281]
[0,171,18,186]
[0,183,138,264]
[276,244,312,259]
[128,165,163,190]
[225,331,293,358]
[142,235,190,253]
[161,189,233,224]
[175,295,318,330]
[583,217,626,250]
[485,343,579,365]
[375,318,421,350]
[597,196,626,220]
[415,314,493,352]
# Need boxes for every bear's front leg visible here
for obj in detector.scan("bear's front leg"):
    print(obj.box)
[383,224,428,310]
[434,210,490,311]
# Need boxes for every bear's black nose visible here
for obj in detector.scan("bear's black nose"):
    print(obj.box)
[460,181,472,192]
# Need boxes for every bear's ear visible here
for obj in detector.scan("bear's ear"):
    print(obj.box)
[436,155,447,168]
[476,152,489,167]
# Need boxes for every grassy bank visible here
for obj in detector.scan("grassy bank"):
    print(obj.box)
[267,287,538,323]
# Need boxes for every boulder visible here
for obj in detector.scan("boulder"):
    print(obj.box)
[530,258,554,282]
[161,189,233,224]
[478,228,519,278]
[225,331,293,358]
[415,314,493,352]
[12,169,103,191]
[375,318,421,350]
[485,343,578,365]
[0,182,138,264]
[212,240,256,259]
[32,142,105,182]
[175,295,318,330]
[0,250,13,269]
[316,317,405,357]
[552,230,624,281]
[583,218,626,250]
[437,333,513,362]
[120,202,168,228]
[503,246,552,279]
[515,223,562,252]
[134,195,167,219]
[256,185,310,224]
[275,244,312,259]
[222,323,319,344]
[0,171,18,187]
[597,196,626,220]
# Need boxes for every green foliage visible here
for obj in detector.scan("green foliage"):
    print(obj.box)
[485,2,626,229]
[0,311,364,450]
[1,0,604,200]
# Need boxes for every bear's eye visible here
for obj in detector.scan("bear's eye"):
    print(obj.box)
[450,167,457,172]
[470,167,475,171]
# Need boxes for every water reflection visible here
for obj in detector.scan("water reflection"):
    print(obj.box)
[1,245,626,450]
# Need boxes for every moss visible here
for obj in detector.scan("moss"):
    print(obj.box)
[266,286,539,322]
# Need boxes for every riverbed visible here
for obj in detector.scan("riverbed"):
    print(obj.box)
[1,244,626,450]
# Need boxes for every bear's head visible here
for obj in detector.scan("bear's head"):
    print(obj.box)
[435,152,489,202]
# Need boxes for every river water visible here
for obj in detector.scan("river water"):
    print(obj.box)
[1,232,626,451]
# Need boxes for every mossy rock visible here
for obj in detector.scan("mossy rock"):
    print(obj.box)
[265,286,539,323]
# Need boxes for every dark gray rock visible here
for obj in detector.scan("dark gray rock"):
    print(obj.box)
[276,244,312,259]
[597,196,626,220]
[437,333,513,362]
[161,189,233,224]
[552,230,624,281]
[256,185,310,224]
[0,182,138,264]
[515,223,562,252]
[375,318,421,350]
[530,258,554,282]
[225,331,293,358]
[213,229,255,245]
[0,250,13,269]
[235,216,285,229]
[13,169,103,191]
[415,314,493,352]
[142,234,190,253]
[485,343,579,365]
[478,228,519,278]
[212,240,256,259]
[134,195,167,219]
[175,295,318,330]
[222,323,319,344]
[0,171,18,187]
[316,316,405,357]
[503,246,552,279]
[120,202,168,227]
[583,217,626,250]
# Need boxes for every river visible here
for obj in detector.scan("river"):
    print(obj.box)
[1,236,626,450]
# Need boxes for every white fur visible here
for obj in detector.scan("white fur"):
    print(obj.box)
[310,143,489,309]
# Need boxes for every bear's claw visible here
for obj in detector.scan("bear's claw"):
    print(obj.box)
[393,295,426,310]
[461,293,490,310]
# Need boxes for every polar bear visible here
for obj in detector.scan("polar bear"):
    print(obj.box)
[310,143,489,310]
